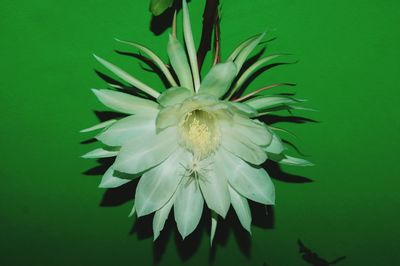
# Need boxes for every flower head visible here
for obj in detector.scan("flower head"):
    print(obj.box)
[82,0,312,243]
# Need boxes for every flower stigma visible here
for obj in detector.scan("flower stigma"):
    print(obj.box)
[179,109,221,160]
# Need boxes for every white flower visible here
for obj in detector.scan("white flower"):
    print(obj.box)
[81,0,312,243]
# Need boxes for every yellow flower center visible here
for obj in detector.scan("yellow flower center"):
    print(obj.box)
[179,109,220,159]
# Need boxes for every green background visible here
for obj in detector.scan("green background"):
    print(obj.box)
[1,0,399,265]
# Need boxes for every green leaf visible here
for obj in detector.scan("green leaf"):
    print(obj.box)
[94,55,160,98]
[150,0,174,16]
[199,62,237,98]
[91,89,158,115]
[157,87,193,106]
[167,34,194,91]
[182,0,200,91]
[115,39,178,87]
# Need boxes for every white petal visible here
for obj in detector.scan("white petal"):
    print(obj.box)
[91,89,158,115]
[244,96,297,111]
[227,35,259,62]
[157,87,193,107]
[155,105,180,130]
[182,0,200,91]
[198,154,230,218]
[199,62,237,98]
[229,102,258,117]
[135,149,187,217]
[210,211,218,246]
[221,130,267,165]
[234,33,265,73]
[280,155,314,167]
[174,178,204,239]
[167,34,193,91]
[80,119,117,133]
[115,39,178,87]
[229,186,252,233]
[153,194,175,241]
[81,148,118,159]
[99,166,131,188]
[93,55,160,98]
[264,133,284,154]
[114,126,178,174]
[220,115,272,146]
[96,113,157,146]
[220,149,275,205]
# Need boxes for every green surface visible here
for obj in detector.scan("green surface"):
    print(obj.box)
[1,0,399,265]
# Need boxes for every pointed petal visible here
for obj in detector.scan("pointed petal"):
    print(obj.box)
[244,96,299,111]
[234,33,265,73]
[279,155,314,167]
[153,194,175,240]
[210,211,218,246]
[96,114,157,146]
[228,54,282,99]
[93,55,160,98]
[182,0,200,91]
[91,89,158,115]
[227,35,259,62]
[221,131,267,165]
[155,105,180,130]
[114,126,178,174]
[220,149,275,205]
[229,102,258,117]
[167,34,193,91]
[80,119,117,133]
[99,166,131,188]
[116,39,178,87]
[81,148,118,159]
[157,87,193,107]
[198,155,230,218]
[199,62,237,98]
[135,149,187,217]
[174,179,204,239]
[264,133,284,154]
[229,186,252,233]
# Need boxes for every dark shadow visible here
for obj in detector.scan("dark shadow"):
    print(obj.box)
[83,157,114,176]
[263,160,313,183]
[80,138,97,144]
[298,240,346,266]
[150,0,190,35]
[260,114,319,125]
[94,110,125,122]
[95,70,125,88]
[100,181,137,207]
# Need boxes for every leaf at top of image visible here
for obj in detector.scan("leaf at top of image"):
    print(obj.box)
[150,0,174,16]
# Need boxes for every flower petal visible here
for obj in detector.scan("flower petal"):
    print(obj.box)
[182,0,200,91]
[115,39,178,87]
[234,33,265,73]
[80,119,117,133]
[221,130,267,165]
[157,87,193,107]
[210,211,218,246]
[167,34,193,91]
[91,89,158,115]
[229,186,252,233]
[81,148,118,159]
[279,155,314,167]
[229,102,258,117]
[198,155,230,218]
[153,194,175,240]
[93,55,160,98]
[220,149,275,205]
[174,178,204,239]
[244,96,299,111]
[99,166,131,188]
[199,62,237,99]
[264,133,284,155]
[96,113,157,146]
[113,126,178,174]
[135,149,187,217]
[155,105,180,130]
[227,35,259,62]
